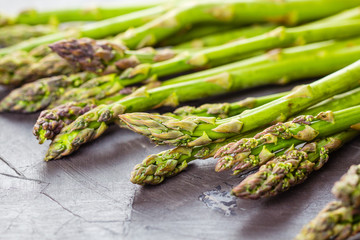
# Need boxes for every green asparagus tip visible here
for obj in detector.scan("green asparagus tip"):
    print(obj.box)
[44,142,66,161]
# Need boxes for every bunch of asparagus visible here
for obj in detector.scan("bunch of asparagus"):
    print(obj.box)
[1,1,360,238]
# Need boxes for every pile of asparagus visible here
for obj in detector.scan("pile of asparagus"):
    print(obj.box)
[1,1,360,239]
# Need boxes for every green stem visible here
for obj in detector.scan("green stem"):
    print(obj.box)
[13,2,162,25]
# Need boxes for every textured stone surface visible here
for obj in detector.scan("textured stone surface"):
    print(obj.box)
[1,1,360,239]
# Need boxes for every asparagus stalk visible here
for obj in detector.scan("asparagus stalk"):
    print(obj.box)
[173,91,289,119]
[232,130,360,199]
[0,24,56,48]
[131,97,360,185]
[52,18,360,76]
[215,106,360,174]
[157,24,238,47]
[173,24,277,49]
[33,91,133,143]
[295,202,360,240]
[299,87,360,116]
[295,164,360,240]
[333,165,360,208]
[9,3,162,25]
[44,39,360,160]
[0,6,168,55]
[0,45,76,86]
[0,72,97,113]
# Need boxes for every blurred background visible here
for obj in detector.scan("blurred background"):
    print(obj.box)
[4,0,159,14]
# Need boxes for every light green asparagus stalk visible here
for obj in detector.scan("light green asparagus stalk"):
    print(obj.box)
[298,87,360,116]
[173,87,360,120]
[157,24,238,47]
[52,18,360,76]
[119,53,360,147]
[295,163,360,240]
[0,6,168,56]
[131,96,360,185]
[6,2,163,26]
[0,72,97,113]
[33,91,133,143]
[172,91,289,119]
[232,130,360,199]
[44,39,360,160]
[173,24,277,49]
[215,106,360,174]
[0,24,56,48]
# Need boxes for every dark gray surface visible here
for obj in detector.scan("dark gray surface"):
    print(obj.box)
[1,1,360,239]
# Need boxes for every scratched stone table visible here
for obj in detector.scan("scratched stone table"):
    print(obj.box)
[1,1,360,239]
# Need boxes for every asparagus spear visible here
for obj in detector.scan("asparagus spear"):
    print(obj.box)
[232,130,360,199]
[295,165,360,240]
[52,18,360,75]
[0,45,76,86]
[173,24,277,49]
[0,72,97,113]
[215,106,360,174]
[0,6,168,56]
[44,39,360,160]
[157,24,238,47]
[0,24,56,48]
[33,91,133,143]
[295,202,360,240]
[173,91,289,119]
[9,2,162,25]
[131,96,360,185]
[333,165,360,208]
